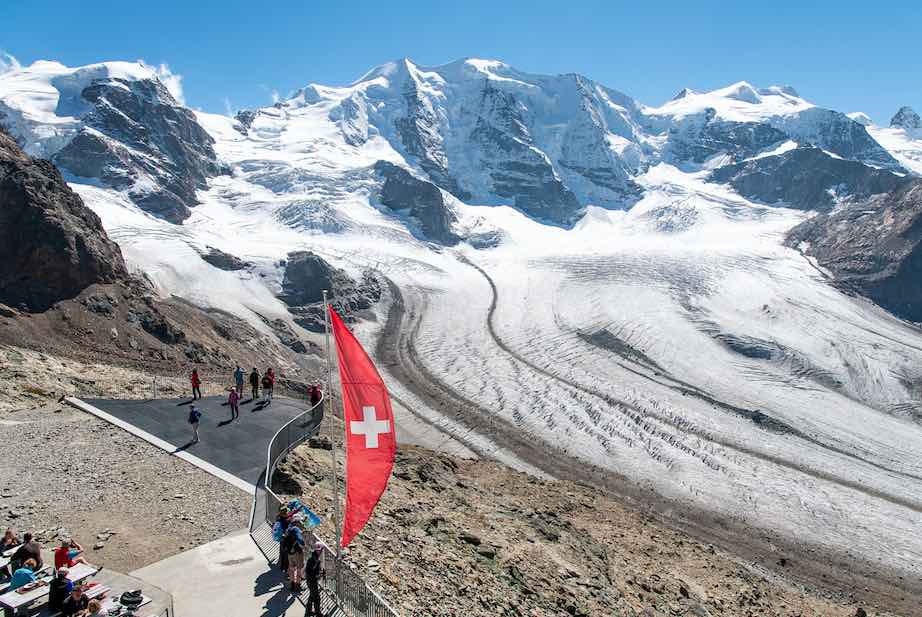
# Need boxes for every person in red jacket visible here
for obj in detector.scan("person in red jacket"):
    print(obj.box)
[228,386,240,420]
[191,369,202,400]
[262,368,275,402]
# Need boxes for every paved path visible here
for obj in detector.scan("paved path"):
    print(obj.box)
[133,529,302,617]
[81,395,309,487]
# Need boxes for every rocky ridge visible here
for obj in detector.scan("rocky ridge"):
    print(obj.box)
[0,127,129,312]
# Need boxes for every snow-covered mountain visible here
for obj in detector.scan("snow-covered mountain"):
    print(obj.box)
[3,57,922,582]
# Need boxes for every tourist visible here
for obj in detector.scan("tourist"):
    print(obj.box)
[262,368,274,403]
[250,367,260,400]
[228,386,240,420]
[7,558,37,591]
[10,532,42,570]
[0,528,18,552]
[61,585,90,616]
[191,368,202,400]
[54,538,88,569]
[233,364,245,397]
[86,599,106,617]
[49,567,74,612]
[285,521,306,591]
[0,528,18,578]
[276,506,291,575]
[189,405,202,443]
[309,385,321,408]
[304,544,324,616]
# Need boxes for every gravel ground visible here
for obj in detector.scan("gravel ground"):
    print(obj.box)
[0,400,250,573]
[277,434,907,617]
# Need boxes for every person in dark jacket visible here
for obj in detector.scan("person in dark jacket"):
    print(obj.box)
[276,506,291,575]
[250,368,260,400]
[49,567,74,612]
[10,532,42,570]
[61,586,89,617]
[303,544,324,617]
[309,385,322,408]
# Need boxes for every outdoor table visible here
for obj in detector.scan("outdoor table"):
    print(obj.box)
[0,564,97,610]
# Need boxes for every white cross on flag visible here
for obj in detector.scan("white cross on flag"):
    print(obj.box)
[351,406,391,449]
[329,306,396,548]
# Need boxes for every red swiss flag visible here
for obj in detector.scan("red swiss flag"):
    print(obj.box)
[329,306,396,548]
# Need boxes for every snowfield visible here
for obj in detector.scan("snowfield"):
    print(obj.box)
[3,58,922,579]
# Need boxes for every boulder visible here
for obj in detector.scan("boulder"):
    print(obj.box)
[0,128,129,312]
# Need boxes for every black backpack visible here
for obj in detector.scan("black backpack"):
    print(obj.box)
[188,408,201,424]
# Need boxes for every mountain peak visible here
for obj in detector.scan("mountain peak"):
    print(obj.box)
[890,106,921,130]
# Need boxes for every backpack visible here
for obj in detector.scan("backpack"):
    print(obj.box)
[285,529,303,555]
[188,408,201,424]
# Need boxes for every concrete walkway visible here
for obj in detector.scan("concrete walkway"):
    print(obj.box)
[133,529,303,617]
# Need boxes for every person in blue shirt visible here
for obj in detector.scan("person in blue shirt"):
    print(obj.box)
[8,558,37,591]
[233,365,245,397]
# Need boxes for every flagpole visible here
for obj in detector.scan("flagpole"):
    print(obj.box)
[322,290,344,598]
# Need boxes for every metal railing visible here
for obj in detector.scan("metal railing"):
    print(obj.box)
[248,391,400,617]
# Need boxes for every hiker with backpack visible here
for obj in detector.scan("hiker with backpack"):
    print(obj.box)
[191,369,202,400]
[228,386,240,421]
[189,405,202,443]
[250,367,260,400]
[262,368,274,403]
[283,521,306,591]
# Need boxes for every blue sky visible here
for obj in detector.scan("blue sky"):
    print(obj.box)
[2,0,919,123]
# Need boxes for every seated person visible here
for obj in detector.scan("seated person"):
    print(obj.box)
[54,538,88,569]
[86,599,106,617]
[61,585,90,617]
[0,528,17,578]
[49,567,74,611]
[0,528,18,552]
[7,558,37,591]
[10,532,42,570]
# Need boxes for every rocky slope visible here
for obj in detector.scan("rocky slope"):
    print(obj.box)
[0,127,129,311]
[786,178,922,322]
[277,438,907,617]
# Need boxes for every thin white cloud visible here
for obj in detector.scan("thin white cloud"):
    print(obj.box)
[139,60,185,105]
[259,84,281,104]
[0,51,21,75]
[223,97,235,117]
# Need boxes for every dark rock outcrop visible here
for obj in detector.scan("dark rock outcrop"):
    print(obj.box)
[278,251,381,332]
[53,77,224,222]
[666,109,789,165]
[199,246,251,271]
[786,179,922,321]
[891,106,921,131]
[710,147,903,211]
[0,128,129,312]
[374,161,460,245]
